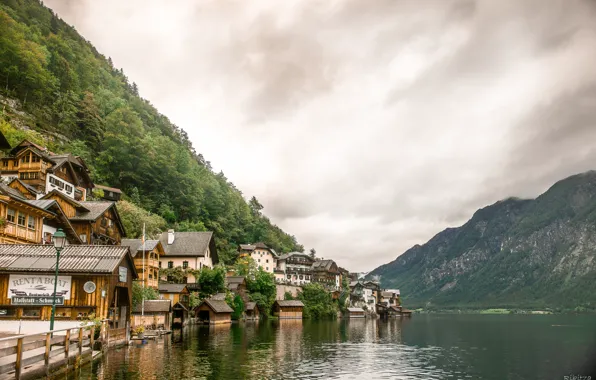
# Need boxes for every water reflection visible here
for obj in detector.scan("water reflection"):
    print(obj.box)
[74,315,596,380]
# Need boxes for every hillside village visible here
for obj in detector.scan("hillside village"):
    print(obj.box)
[0,136,410,336]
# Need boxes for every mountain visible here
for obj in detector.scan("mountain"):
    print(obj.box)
[369,171,596,311]
[0,0,303,262]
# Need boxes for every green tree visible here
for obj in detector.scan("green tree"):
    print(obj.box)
[298,283,338,319]
[198,265,226,298]
[132,281,159,308]
[234,256,258,279]
[247,268,276,316]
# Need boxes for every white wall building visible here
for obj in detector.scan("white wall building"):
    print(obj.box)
[159,230,218,283]
[239,242,278,273]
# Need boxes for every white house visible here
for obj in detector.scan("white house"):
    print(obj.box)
[276,252,314,285]
[159,230,218,283]
[238,242,278,274]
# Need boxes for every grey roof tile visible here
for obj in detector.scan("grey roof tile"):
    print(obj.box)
[158,231,213,257]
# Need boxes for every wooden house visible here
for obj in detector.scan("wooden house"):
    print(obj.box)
[132,299,172,329]
[69,201,125,245]
[347,307,365,318]
[122,239,164,289]
[0,184,54,244]
[0,183,83,245]
[0,140,93,201]
[7,178,41,200]
[245,302,260,320]
[93,184,122,202]
[158,284,190,327]
[273,300,304,319]
[312,259,341,290]
[194,299,233,324]
[226,276,248,303]
[0,244,137,329]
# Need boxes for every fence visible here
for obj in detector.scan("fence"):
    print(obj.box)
[0,321,130,379]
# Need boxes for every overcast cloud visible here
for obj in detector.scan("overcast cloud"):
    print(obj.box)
[45,0,596,271]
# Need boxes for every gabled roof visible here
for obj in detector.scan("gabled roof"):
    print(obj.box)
[0,244,136,275]
[121,239,161,256]
[239,244,255,251]
[245,302,257,311]
[69,201,126,237]
[94,184,122,193]
[0,184,55,216]
[226,276,245,284]
[0,131,10,149]
[9,178,40,196]
[198,299,233,313]
[312,259,339,273]
[277,251,313,261]
[158,284,188,294]
[239,242,278,257]
[132,299,172,313]
[210,292,227,301]
[41,190,89,211]
[274,300,304,307]
[158,231,217,262]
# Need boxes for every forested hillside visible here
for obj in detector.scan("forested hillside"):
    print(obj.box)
[369,171,596,311]
[0,0,303,263]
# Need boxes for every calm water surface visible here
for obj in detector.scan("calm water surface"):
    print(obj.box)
[69,315,596,379]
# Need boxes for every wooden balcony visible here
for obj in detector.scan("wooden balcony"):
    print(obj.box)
[2,223,38,242]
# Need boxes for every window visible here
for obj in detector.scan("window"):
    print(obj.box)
[19,172,38,180]
[258,259,261,263]
[266,259,269,263]
[2,161,7,167]
[7,208,15,223]
[266,267,269,271]
[101,217,107,227]
[32,155,40,163]
[27,216,35,230]
[108,191,113,197]
[168,261,173,269]
[183,261,188,269]
[22,308,41,317]
[17,212,26,226]
[79,234,87,243]
[65,184,73,193]
[22,155,30,163]
[159,261,162,268]
[0,308,17,318]
[13,160,18,167]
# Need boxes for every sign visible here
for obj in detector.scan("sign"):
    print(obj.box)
[119,266,127,282]
[11,296,64,306]
[7,275,71,300]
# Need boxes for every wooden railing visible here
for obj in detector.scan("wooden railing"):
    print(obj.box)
[0,325,95,380]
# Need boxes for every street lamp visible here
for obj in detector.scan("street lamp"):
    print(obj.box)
[49,228,66,332]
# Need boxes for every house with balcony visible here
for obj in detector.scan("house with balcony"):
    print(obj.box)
[0,140,93,201]
[312,259,341,290]
[0,183,81,245]
[275,252,314,285]
[238,242,278,273]
[158,230,218,284]
[122,239,165,289]
[379,290,401,308]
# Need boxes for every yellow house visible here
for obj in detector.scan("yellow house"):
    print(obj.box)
[122,239,164,289]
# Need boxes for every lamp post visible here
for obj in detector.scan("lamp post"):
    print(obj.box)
[49,228,66,332]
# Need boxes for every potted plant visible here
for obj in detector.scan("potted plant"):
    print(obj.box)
[135,325,145,339]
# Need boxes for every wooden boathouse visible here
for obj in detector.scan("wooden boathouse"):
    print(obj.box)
[194,299,233,324]
[272,300,304,319]
[347,307,365,318]
[0,244,137,330]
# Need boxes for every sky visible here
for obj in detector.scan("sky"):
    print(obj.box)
[45,0,596,272]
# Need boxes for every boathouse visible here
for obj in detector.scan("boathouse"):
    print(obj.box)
[132,299,172,329]
[158,283,189,327]
[245,302,259,320]
[273,300,304,319]
[194,299,233,324]
[0,244,137,333]
[347,307,365,318]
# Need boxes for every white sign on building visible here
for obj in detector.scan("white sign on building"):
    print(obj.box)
[7,274,72,300]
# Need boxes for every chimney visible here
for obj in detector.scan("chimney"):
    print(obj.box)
[167,229,175,245]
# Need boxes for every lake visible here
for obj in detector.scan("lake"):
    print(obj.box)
[72,314,596,379]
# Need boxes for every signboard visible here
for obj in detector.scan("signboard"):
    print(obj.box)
[119,266,127,282]
[11,296,64,306]
[7,275,71,300]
